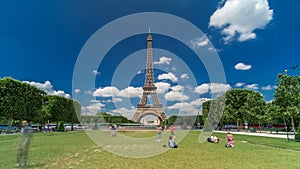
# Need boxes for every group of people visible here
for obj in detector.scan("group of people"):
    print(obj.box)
[157,125,178,148]
[207,132,234,148]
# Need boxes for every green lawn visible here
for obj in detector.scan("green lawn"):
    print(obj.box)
[1,131,300,169]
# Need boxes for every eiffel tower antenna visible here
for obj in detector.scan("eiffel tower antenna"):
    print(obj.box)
[132,32,167,123]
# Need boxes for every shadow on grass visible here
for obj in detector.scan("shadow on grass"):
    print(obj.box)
[27,162,47,168]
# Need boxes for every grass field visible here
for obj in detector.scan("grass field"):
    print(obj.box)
[1,130,300,169]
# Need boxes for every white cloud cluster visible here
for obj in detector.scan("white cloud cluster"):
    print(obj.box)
[245,84,259,90]
[162,85,188,101]
[158,72,178,82]
[155,82,171,94]
[209,0,273,42]
[24,81,70,98]
[93,86,120,97]
[180,73,189,79]
[166,97,211,115]
[262,85,276,91]
[74,89,81,93]
[111,107,136,119]
[154,56,172,65]
[165,91,189,101]
[235,63,252,70]
[235,82,245,87]
[171,85,184,92]
[92,70,101,75]
[167,102,194,111]
[191,35,209,48]
[194,83,231,95]
[81,100,105,115]
[93,86,142,98]
[190,98,211,106]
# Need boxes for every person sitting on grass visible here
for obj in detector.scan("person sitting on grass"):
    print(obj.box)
[225,132,234,148]
[168,135,178,148]
[207,134,219,143]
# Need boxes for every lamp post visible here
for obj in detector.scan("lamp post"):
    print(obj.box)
[196,107,201,129]
[282,65,299,141]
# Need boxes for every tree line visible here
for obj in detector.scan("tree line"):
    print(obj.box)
[0,77,81,132]
[202,73,300,133]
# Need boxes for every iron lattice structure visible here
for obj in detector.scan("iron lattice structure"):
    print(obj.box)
[132,33,167,123]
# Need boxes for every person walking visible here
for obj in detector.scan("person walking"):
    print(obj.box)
[157,125,163,142]
[16,120,32,168]
[170,125,175,135]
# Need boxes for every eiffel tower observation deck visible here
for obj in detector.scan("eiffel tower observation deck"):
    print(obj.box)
[132,32,167,123]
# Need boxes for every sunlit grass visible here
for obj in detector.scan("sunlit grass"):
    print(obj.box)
[1,131,299,169]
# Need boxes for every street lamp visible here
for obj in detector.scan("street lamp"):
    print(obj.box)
[196,107,201,129]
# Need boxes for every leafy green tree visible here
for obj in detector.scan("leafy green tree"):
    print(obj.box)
[224,89,264,131]
[65,99,81,130]
[274,73,300,134]
[0,77,46,132]
[45,95,69,125]
[241,90,266,132]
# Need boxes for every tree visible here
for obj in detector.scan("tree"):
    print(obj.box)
[274,73,300,134]
[241,90,266,132]
[224,89,257,131]
[202,96,225,131]
[45,95,69,125]
[65,99,81,130]
[0,77,46,132]
[202,89,268,131]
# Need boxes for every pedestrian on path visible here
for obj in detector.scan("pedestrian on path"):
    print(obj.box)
[16,120,32,168]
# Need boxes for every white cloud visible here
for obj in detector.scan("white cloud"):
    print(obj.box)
[195,83,231,95]
[190,98,211,106]
[90,99,99,103]
[235,63,252,70]
[118,86,143,98]
[92,70,101,75]
[235,82,245,87]
[84,90,93,94]
[136,70,143,74]
[194,84,210,95]
[167,102,195,115]
[180,73,189,79]
[209,0,273,42]
[153,56,172,65]
[210,83,231,93]
[171,85,184,92]
[165,91,189,101]
[245,84,259,90]
[24,80,70,98]
[93,86,119,97]
[82,101,105,115]
[262,85,275,91]
[191,36,209,48]
[93,86,142,98]
[74,89,81,93]
[158,72,178,82]
[112,97,123,102]
[111,107,136,119]
[155,82,171,94]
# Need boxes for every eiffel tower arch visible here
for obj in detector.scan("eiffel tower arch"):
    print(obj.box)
[132,32,167,123]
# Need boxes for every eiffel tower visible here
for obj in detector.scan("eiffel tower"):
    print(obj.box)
[132,32,167,123]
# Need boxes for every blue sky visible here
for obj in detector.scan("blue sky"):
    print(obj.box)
[0,0,299,118]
